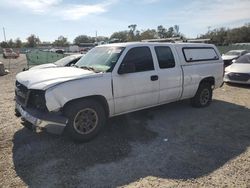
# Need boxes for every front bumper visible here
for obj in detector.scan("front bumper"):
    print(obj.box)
[16,102,68,134]
[224,73,250,85]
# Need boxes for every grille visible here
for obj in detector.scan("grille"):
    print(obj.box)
[15,81,29,106]
[228,73,250,82]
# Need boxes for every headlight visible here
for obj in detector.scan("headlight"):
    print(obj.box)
[28,90,48,112]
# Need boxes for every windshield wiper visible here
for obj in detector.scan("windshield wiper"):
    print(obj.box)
[81,66,97,72]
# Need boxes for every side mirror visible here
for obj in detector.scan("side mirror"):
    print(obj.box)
[118,62,135,74]
[232,59,236,63]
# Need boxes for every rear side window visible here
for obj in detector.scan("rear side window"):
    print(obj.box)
[121,47,154,72]
[183,47,219,62]
[155,46,175,68]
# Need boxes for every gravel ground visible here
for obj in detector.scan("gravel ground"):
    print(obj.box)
[0,55,249,188]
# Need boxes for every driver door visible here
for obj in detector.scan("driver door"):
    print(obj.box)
[112,46,159,114]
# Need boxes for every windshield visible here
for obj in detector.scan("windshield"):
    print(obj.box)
[225,51,241,56]
[54,55,79,66]
[75,46,125,72]
[235,54,250,64]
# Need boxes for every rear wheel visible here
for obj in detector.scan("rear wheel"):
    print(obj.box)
[64,99,106,142]
[191,82,212,107]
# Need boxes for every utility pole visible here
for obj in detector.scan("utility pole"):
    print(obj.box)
[95,30,98,42]
[3,27,7,42]
[3,27,10,71]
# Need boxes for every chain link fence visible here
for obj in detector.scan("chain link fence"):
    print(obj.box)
[26,50,68,68]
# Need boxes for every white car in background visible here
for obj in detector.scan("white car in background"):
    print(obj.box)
[222,50,248,67]
[29,54,84,70]
[224,53,250,84]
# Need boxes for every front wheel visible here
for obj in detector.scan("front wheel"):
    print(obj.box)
[64,99,106,142]
[191,83,212,108]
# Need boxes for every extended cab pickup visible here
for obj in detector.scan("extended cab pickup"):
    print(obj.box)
[15,42,224,141]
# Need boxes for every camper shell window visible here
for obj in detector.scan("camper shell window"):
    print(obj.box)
[182,47,219,62]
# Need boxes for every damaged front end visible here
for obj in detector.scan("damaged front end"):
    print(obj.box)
[15,81,68,134]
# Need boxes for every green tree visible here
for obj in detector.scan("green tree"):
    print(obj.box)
[225,25,250,44]
[167,27,174,37]
[128,24,137,41]
[0,41,8,48]
[8,39,14,48]
[157,25,167,38]
[74,35,94,45]
[174,25,180,36]
[110,31,129,42]
[140,29,157,40]
[53,36,69,47]
[26,34,40,47]
[199,24,250,45]
[96,36,109,43]
[15,38,22,48]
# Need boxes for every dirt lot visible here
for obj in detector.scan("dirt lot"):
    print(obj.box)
[0,55,249,188]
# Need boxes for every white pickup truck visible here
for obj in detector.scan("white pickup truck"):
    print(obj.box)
[15,42,224,141]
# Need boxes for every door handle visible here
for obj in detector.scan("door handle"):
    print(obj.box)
[151,75,158,81]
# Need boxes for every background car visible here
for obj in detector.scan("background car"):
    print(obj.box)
[224,53,250,84]
[29,54,83,70]
[3,48,19,59]
[222,50,248,67]
[49,48,65,54]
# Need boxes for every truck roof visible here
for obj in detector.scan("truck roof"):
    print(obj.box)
[99,42,216,48]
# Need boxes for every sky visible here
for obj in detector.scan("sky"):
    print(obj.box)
[0,0,250,43]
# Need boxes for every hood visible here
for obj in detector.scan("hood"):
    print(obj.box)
[225,63,250,73]
[222,55,238,60]
[29,63,58,70]
[16,67,100,90]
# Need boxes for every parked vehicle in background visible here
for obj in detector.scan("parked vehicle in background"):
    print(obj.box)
[15,42,224,142]
[50,48,65,54]
[79,43,96,53]
[29,54,83,70]
[222,50,248,67]
[3,48,19,59]
[224,53,250,84]
[69,45,80,53]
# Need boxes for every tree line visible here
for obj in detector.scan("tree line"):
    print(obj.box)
[1,23,250,48]
[110,24,182,42]
[0,24,182,48]
[199,23,250,45]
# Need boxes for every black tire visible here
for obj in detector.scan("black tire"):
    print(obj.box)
[15,108,21,117]
[191,82,212,108]
[64,99,106,142]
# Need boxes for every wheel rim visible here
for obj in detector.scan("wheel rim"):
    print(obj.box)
[73,108,98,135]
[200,88,210,105]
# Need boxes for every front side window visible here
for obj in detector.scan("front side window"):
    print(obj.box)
[120,47,154,73]
[155,46,175,68]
